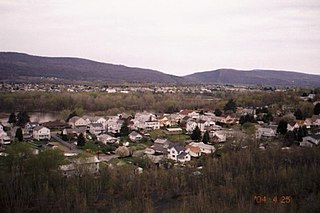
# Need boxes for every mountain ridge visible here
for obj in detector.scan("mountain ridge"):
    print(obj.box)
[0,52,319,86]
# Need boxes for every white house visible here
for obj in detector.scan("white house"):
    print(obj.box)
[135,112,157,123]
[189,142,216,154]
[312,115,320,126]
[256,127,276,139]
[25,122,39,129]
[33,126,51,141]
[97,134,119,144]
[188,111,200,119]
[186,120,206,133]
[89,123,104,135]
[211,130,227,142]
[0,130,11,145]
[84,116,107,128]
[60,156,100,177]
[129,131,143,142]
[105,116,122,133]
[144,120,160,130]
[300,135,320,147]
[166,127,183,135]
[69,116,87,128]
[167,143,191,163]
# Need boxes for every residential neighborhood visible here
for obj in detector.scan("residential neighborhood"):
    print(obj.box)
[1,97,320,173]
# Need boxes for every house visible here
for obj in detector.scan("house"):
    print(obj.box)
[167,143,191,163]
[159,116,172,127]
[179,109,193,116]
[97,134,119,144]
[89,123,104,135]
[211,130,227,142]
[25,122,39,129]
[105,116,123,133]
[256,127,276,139]
[166,127,183,135]
[304,119,312,129]
[33,126,51,141]
[144,120,160,130]
[11,127,32,141]
[84,116,107,128]
[209,124,223,131]
[186,119,206,133]
[42,120,69,129]
[188,111,200,119]
[186,144,201,157]
[129,131,143,142]
[300,134,320,147]
[311,115,320,127]
[215,115,236,124]
[0,130,11,145]
[287,123,296,132]
[60,156,100,177]
[63,127,87,139]
[68,116,87,128]
[151,138,170,154]
[135,112,157,123]
[169,114,184,126]
[189,142,216,154]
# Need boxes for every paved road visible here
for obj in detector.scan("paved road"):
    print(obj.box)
[51,132,81,153]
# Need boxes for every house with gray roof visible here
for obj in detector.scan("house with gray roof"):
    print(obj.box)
[167,143,191,163]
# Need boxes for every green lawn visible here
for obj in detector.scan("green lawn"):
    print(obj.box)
[167,134,190,143]
[148,129,190,143]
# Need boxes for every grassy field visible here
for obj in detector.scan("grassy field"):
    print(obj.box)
[148,129,190,143]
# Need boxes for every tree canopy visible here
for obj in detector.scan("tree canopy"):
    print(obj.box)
[277,120,288,135]
[16,111,30,127]
[8,112,17,124]
[294,108,304,120]
[202,130,210,144]
[314,103,320,115]
[191,126,202,141]
[15,127,23,142]
[77,133,86,146]
[224,99,237,113]
[214,108,222,116]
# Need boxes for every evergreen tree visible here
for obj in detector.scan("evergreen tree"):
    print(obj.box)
[239,114,255,125]
[16,111,30,127]
[8,112,17,125]
[224,99,237,113]
[191,126,202,141]
[277,120,288,135]
[262,112,273,124]
[294,109,304,120]
[202,130,210,144]
[120,120,130,136]
[214,108,222,116]
[15,127,23,142]
[77,133,86,146]
[314,103,320,115]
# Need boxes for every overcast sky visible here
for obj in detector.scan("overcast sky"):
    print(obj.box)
[0,0,319,75]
